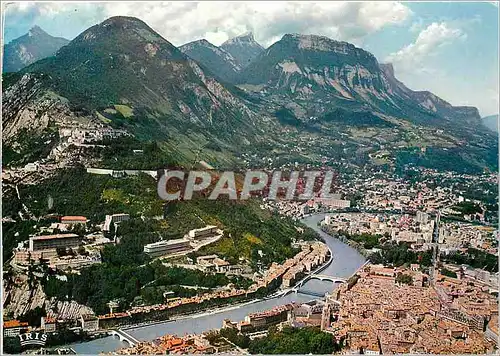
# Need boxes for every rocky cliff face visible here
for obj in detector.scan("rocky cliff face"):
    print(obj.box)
[3,26,69,73]
[237,34,482,126]
[2,73,92,143]
[220,32,264,68]
[238,34,390,103]
[3,272,94,319]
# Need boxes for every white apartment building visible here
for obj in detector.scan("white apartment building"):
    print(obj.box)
[143,238,192,257]
[188,225,218,239]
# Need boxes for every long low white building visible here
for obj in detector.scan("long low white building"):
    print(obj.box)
[143,238,192,258]
[188,225,218,239]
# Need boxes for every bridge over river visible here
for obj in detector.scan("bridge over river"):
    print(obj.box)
[280,274,347,298]
[109,329,141,346]
[295,274,347,288]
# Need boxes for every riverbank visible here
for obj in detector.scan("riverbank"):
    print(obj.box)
[121,298,263,331]
[121,242,333,331]
[320,225,372,258]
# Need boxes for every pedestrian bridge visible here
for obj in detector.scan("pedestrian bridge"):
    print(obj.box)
[109,329,141,347]
[312,274,346,283]
[295,289,327,298]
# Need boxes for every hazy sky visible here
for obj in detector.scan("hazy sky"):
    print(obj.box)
[2,1,498,116]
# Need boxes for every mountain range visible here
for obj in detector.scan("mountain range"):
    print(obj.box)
[176,32,484,130]
[2,16,497,173]
[3,26,69,73]
[3,17,264,159]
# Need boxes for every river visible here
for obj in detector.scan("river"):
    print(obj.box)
[69,213,366,354]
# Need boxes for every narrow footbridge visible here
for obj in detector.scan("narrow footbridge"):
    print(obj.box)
[110,328,141,346]
[313,274,346,282]
[295,289,327,298]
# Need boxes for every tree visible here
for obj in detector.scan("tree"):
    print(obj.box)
[3,337,21,354]
[18,306,46,327]
[71,223,86,237]
[77,245,87,256]
[395,272,413,285]
[109,221,116,239]
[440,268,458,278]
[248,326,340,354]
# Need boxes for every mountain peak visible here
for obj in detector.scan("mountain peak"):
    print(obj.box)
[3,26,69,72]
[92,16,158,36]
[187,39,213,47]
[220,32,264,68]
[179,38,241,82]
[180,39,219,53]
[237,32,383,89]
[281,33,333,41]
[28,25,48,37]
[100,16,147,27]
[70,15,171,48]
[235,31,254,41]
[482,114,499,132]
[16,15,256,137]
[222,31,261,47]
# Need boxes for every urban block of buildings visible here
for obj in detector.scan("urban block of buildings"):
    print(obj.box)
[326,264,497,354]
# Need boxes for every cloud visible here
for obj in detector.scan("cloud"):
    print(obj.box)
[3,1,412,47]
[409,18,424,33]
[385,22,466,69]
[106,1,412,47]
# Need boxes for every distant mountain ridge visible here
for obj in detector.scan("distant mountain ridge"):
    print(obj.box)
[179,39,241,83]
[3,26,69,72]
[178,32,264,82]
[379,63,480,122]
[481,114,499,132]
